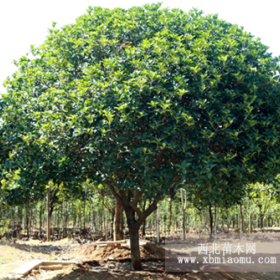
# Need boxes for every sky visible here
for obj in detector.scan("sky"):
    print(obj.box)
[1,0,280,94]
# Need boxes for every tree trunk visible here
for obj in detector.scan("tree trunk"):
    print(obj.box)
[30,205,33,237]
[114,196,123,240]
[141,200,146,237]
[18,207,23,234]
[249,213,253,233]
[91,204,94,231]
[168,199,172,236]
[156,207,160,243]
[260,215,264,231]
[240,205,244,233]
[111,208,115,238]
[25,203,29,238]
[226,209,231,231]
[209,204,213,234]
[181,189,187,240]
[121,211,124,234]
[142,219,146,237]
[39,201,43,237]
[125,208,141,270]
[214,206,217,234]
[47,184,51,241]
[259,206,264,232]
[107,188,160,271]
[83,197,86,230]
[73,214,76,229]
[105,209,108,240]
[63,202,69,237]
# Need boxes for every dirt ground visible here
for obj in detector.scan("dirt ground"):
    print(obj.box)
[0,242,49,279]
[0,238,78,279]
[22,270,280,280]
[1,238,280,280]
[15,264,280,280]
[63,240,170,261]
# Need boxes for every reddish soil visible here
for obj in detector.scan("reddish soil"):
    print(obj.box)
[64,240,175,261]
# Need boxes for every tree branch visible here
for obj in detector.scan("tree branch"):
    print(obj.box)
[119,189,130,207]
[105,182,123,204]
[141,192,161,221]
[131,189,143,208]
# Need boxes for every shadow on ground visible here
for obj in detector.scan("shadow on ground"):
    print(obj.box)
[26,268,280,280]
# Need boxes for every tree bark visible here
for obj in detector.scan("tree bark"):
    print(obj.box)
[259,205,264,232]
[260,215,264,230]
[25,203,29,238]
[141,200,146,237]
[239,205,244,233]
[209,204,213,234]
[226,209,231,231]
[249,213,252,233]
[63,202,69,237]
[168,199,172,236]
[111,207,115,238]
[83,196,86,230]
[125,207,142,270]
[30,205,33,237]
[214,206,217,235]
[114,194,123,240]
[181,189,187,240]
[47,183,51,241]
[39,201,43,237]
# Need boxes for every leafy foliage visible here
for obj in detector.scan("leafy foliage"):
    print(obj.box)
[2,2,280,206]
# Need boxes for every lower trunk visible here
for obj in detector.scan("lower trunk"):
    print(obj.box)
[83,198,86,230]
[249,213,252,233]
[259,206,264,232]
[260,214,264,232]
[111,208,115,238]
[181,189,186,240]
[47,185,51,241]
[214,206,217,234]
[25,203,29,238]
[130,226,141,270]
[114,197,123,240]
[125,209,142,270]
[29,206,33,237]
[39,202,43,236]
[142,219,146,236]
[168,199,172,235]
[64,212,69,237]
[226,209,231,231]
[112,189,160,271]
[209,204,213,234]
[73,214,76,229]
[141,200,146,237]
[240,205,244,233]
[121,211,124,233]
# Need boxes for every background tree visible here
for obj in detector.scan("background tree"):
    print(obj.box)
[248,182,277,231]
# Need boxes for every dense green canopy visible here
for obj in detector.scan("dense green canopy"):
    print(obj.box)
[3,3,280,204]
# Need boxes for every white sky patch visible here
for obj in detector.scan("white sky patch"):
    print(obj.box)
[1,0,280,93]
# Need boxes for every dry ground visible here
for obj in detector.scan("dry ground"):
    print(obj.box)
[1,238,280,280]
[0,242,49,279]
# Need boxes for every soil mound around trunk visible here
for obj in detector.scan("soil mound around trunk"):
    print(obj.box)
[65,240,174,261]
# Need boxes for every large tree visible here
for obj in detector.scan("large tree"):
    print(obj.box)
[3,3,280,270]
